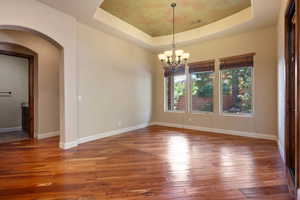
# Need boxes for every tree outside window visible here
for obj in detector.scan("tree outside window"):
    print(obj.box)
[191,71,214,112]
[221,66,253,114]
[173,75,186,111]
[166,74,186,111]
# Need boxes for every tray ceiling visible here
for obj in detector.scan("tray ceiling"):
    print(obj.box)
[100,0,251,37]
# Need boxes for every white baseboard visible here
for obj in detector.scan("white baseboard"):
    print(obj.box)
[278,140,285,162]
[59,121,277,150]
[151,122,277,141]
[37,131,60,139]
[59,140,78,149]
[0,126,22,133]
[60,123,149,150]
[78,123,149,144]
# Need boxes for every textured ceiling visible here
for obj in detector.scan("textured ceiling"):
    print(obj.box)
[100,0,251,37]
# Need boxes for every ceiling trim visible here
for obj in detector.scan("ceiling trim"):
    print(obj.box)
[94,9,153,46]
[37,0,280,50]
[153,8,252,47]
[94,6,252,49]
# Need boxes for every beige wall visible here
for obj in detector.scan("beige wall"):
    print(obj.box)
[0,0,78,146]
[0,0,281,148]
[0,0,155,146]
[152,26,278,136]
[0,54,28,129]
[77,23,154,138]
[277,0,289,160]
[0,22,155,140]
[0,30,60,136]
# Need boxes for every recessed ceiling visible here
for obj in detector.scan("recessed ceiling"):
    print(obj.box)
[100,0,251,37]
[37,0,280,49]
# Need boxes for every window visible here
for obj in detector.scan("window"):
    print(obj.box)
[189,60,215,112]
[163,53,255,116]
[165,66,186,111]
[220,53,255,115]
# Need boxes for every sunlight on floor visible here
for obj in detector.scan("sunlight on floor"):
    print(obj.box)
[167,136,191,181]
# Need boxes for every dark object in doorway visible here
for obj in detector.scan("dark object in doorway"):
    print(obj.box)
[22,104,29,133]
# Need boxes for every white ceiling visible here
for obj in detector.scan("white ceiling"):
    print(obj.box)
[37,0,280,50]
[38,0,103,19]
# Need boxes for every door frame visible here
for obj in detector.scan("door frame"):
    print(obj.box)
[0,42,37,139]
[285,0,300,195]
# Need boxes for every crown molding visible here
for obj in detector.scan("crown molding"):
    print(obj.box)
[38,0,280,50]
[94,7,252,50]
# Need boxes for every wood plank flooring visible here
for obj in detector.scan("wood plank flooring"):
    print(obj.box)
[0,126,294,200]
[0,131,28,144]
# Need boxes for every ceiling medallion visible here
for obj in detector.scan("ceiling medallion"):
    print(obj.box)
[158,3,190,70]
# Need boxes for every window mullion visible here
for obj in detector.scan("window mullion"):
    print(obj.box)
[171,75,175,111]
[185,64,190,113]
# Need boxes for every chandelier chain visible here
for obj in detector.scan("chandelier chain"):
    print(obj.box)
[172,4,175,51]
[157,2,190,69]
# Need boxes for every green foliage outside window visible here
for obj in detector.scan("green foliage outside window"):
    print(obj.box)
[192,72,213,97]
[191,72,214,112]
[221,66,252,114]
[173,75,186,111]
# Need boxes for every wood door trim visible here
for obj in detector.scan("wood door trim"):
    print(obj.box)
[0,42,37,139]
[284,0,300,196]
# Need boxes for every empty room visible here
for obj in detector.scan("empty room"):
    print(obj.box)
[0,0,298,199]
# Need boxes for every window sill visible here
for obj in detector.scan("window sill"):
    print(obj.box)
[164,110,185,114]
[191,111,215,115]
[163,110,254,118]
[220,113,254,118]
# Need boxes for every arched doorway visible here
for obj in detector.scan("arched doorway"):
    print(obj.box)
[0,42,37,140]
[0,0,79,149]
[0,25,78,149]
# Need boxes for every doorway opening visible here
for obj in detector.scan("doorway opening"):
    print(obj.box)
[0,43,36,143]
[0,22,78,149]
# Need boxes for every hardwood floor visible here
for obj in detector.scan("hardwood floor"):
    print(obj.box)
[0,126,293,200]
[0,131,28,144]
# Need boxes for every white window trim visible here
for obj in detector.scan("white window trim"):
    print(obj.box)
[191,111,216,115]
[164,68,188,113]
[163,76,170,112]
[165,111,186,114]
[219,66,255,117]
[187,66,191,113]
[163,58,255,118]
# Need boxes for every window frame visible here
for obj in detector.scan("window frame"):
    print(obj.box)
[163,54,255,118]
[219,65,255,117]
[189,70,215,114]
[164,72,187,113]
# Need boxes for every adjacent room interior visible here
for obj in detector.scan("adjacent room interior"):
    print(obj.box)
[0,53,29,143]
[0,30,61,142]
[0,0,299,199]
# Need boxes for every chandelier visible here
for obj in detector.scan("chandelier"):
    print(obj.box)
[158,3,190,69]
